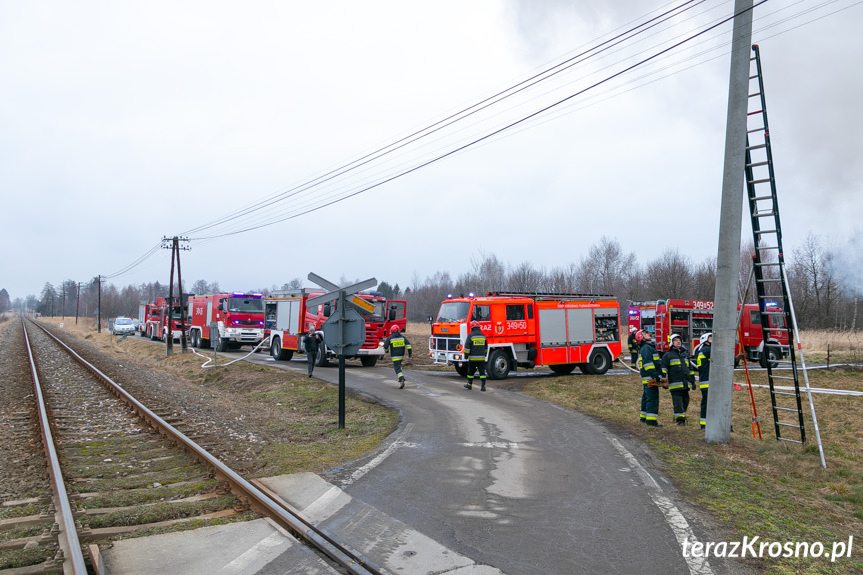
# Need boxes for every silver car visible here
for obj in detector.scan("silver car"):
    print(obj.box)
[111,317,136,336]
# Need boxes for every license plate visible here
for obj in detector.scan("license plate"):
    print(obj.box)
[436,352,446,360]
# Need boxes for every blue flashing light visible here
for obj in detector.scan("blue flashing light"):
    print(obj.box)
[765,301,777,307]
[232,292,245,296]
[251,293,263,298]
[369,291,382,297]
[468,292,475,297]
[446,293,453,299]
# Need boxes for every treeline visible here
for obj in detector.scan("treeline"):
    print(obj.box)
[400,234,861,331]
[10,233,859,331]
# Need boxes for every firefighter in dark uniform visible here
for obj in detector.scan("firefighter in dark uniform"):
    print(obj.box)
[627,326,640,368]
[638,330,665,426]
[383,326,411,389]
[661,333,696,425]
[463,321,488,391]
[304,326,322,378]
[695,332,712,429]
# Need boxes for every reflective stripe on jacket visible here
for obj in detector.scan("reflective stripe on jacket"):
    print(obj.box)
[696,342,711,388]
[638,341,661,383]
[464,328,488,361]
[661,347,694,389]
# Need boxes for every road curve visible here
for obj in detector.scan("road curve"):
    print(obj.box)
[245,356,745,575]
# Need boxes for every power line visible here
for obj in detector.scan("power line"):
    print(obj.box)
[194,0,767,240]
[179,0,712,237]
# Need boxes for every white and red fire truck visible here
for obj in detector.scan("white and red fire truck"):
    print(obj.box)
[429,291,622,379]
[143,296,188,342]
[187,293,265,352]
[265,290,407,367]
[627,299,789,367]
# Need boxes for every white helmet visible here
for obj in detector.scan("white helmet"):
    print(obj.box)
[700,332,713,344]
[670,333,682,343]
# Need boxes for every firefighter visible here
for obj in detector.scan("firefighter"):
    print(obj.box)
[627,326,640,369]
[463,321,488,391]
[661,333,696,425]
[695,332,712,429]
[383,325,411,389]
[304,325,322,378]
[638,330,665,426]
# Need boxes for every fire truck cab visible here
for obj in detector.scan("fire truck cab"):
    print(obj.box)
[264,290,405,367]
[187,293,265,352]
[429,292,622,379]
[627,299,789,367]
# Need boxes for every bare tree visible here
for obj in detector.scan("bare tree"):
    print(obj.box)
[693,257,717,301]
[644,249,695,299]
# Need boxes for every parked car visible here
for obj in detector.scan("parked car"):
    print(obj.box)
[111,317,136,336]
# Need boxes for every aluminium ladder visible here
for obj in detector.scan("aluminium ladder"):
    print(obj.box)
[744,44,825,467]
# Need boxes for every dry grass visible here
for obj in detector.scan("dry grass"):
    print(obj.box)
[799,330,863,364]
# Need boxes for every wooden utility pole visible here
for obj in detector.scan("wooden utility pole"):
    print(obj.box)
[162,236,191,356]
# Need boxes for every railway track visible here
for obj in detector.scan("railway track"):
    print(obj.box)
[0,320,388,575]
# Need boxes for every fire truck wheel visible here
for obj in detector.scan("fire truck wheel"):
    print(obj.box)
[487,350,510,380]
[315,346,329,367]
[577,364,591,375]
[188,331,197,348]
[759,345,780,369]
[549,364,576,375]
[215,335,228,353]
[454,362,469,377]
[272,337,291,361]
[585,349,612,375]
[149,328,159,341]
[360,357,378,367]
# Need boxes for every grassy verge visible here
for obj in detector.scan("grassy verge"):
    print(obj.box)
[522,365,863,574]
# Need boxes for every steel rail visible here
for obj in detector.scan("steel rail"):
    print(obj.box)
[28,320,388,575]
[21,321,89,575]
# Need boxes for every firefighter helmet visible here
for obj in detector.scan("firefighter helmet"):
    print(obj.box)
[670,333,682,344]
[635,330,644,343]
[390,325,400,335]
[470,320,480,329]
[629,325,637,333]
[700,332,713,344]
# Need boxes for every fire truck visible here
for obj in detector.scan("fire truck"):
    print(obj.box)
[187,293,265,352]
[429,291,622,379]
[627,299,789,367]
[143,296,188,342]
[137,302,155,336]
[264,290,406,367]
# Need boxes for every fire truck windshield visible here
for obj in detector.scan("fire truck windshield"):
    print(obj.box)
[436,301,470,323]
[227,297,264,313]
[355,301,386,321]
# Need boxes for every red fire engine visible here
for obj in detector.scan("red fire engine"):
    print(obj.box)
[137,301,156,337]
[187,293,265,352]
[265,290,407,367]
[429,291,622,379]
[627,299,789,367]
[143,296,188,342]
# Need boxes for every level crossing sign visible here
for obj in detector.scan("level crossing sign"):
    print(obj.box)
[306,273,377,429]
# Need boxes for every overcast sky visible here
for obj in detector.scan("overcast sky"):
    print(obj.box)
[2,0,861,301]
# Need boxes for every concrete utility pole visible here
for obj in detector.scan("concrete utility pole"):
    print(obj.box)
[75,282,81,325]
[706,0,754,444]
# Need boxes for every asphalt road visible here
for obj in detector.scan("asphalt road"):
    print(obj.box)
[236,352,748,575]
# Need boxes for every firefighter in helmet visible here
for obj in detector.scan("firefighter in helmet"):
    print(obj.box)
[463,320,488,391]
[627,326,640,368]
[383,325,411,389]
[637,330,665,426]
[661,333,696,425]
[695,332,712,429]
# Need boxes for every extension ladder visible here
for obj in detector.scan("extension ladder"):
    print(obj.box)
[744,44,825,466]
